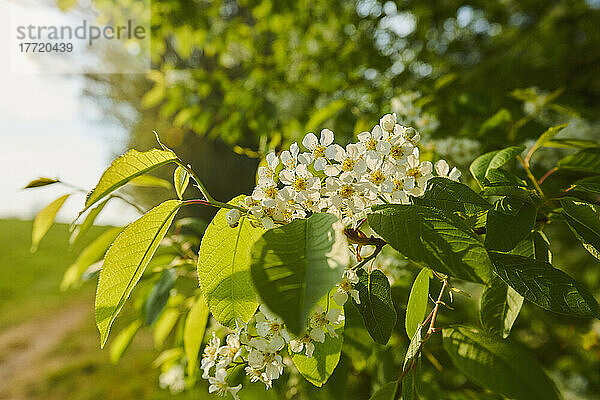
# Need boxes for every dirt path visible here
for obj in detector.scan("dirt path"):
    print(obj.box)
[0,300,90,400]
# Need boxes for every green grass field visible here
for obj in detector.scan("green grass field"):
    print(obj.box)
[0,219,209,400]
[0,219,95,327]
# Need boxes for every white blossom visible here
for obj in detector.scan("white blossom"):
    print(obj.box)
[399,149,433,196]
[225,209,241,227]
[309,305,345,338]
[257,152,280,184]
[255,305,291,346]
[333,269,360,305]
[380,113,397,132]
[300,129,336,170]
[279,163,320,198]
[208,368,242,400]
[217,331,242,369]
[289,329,324,358]
[327,143,368,177]
[357,125,391,162]
[201,333,221,379]
[435,159,461,181]
[280,142,301,170]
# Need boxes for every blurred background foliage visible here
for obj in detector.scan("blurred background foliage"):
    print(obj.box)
[12,0,600,399]
[82,0,600,215]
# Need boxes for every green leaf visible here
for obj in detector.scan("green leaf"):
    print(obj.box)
[342,301,375,362]
[152,348,183,369]
[442,326,560,400]
[61,227,122,290]
[128,174,172,189]
[198,196,265,329]
[434,72,457,90]
[70,199,109,245]
[353,269,397,345]
[485,169,527,187]
[369,382,398,400]
[145,269,177,325]
[482,231,551,337]
[479,185,540,204]
[411,177,491,214]
[532,231,552,263]
[561,198,600,260]
[290,298,344,387]
[404,324,424,370]
[485,198,537,252]
[368,205,492,283]
[153,308,180,349]
[96,199,182,347]
[109,319,142,364]
[478,108,512,135]
[173,166,190,200]
[251,213,348,334]
[31,194,70,252]
[527,124,569,159]
[184,295,210,377]
[572,176,600,194]
[141,84,166,108]
[405,268,431,339]
[557,148,600,174]
[480,276,523,338]
[24,177,59,188]
[401,324,424,399]
[82,149,177,216]
[401,356,421,400]
[545,138,600,150]
[489,252,600,318]
[509,231,552,263]
[469,146,525,187]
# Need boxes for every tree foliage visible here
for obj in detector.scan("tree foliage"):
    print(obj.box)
[24,0,600,398]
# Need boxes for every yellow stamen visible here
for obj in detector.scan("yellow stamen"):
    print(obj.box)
[339,185,355,199]
[370,170,385,185]
[313,145,326,158]
[342,158,355,171]
[292,177,308,191]
[366,138,377,151]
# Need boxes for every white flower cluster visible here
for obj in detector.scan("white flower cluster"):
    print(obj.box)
[200,304,344,398]
[207,114,461,398]
[231,113,459,229]
[433,136,482,167]
[391,92,440,135]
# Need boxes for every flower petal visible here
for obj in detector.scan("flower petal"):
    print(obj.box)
[302,133,318,150]
[435,159,449,176]
[320,129,334,146]
[333,290,348,306]
[449,167,461,181]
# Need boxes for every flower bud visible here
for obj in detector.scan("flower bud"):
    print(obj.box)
[404,127,418,139]
[380,113,397,132]
[226,209,241,227]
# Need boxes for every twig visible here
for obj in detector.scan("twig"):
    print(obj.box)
[517,155,545,200]
[175,160,247,212]
[427,279,448,335]
[538,167,557,185]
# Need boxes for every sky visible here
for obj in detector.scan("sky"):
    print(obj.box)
[0,0,139,226]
